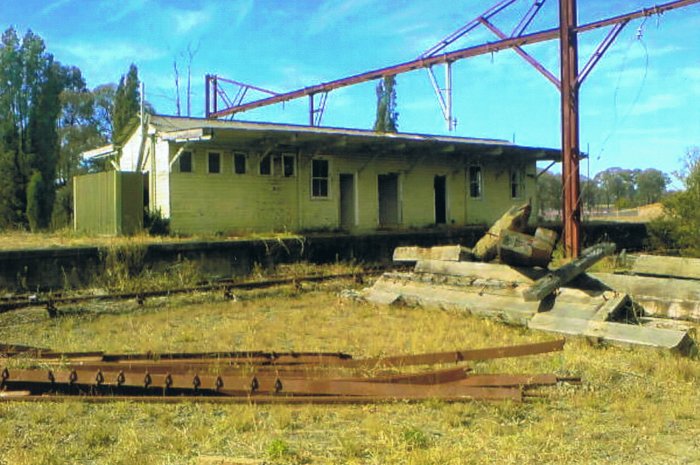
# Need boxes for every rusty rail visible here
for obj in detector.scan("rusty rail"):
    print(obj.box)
[0,339,576,403]
[0,269,387,315]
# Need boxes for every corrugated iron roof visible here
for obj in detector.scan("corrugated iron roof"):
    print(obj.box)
[149,114,560,161]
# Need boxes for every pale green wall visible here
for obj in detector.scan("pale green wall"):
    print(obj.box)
[166,144,538,234]
[74,171,143,235]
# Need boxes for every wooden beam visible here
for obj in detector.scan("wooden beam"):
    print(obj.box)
[414,260,546,283]
[393,246,473,263]
[528,313,692,353]
[522,243,615,301]
[629,254,700,280]
[590,272,700,322]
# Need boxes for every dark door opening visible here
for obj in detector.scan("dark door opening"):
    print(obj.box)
[434,175,446,224]
[339,173,355,229]
[378,173,399,227]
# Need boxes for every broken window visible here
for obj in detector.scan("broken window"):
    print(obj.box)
[208,152,221,174]
[283,154,295,177]
[312,159,329,198]
[179,151,192,173]
[511,167,524,199]
[469,166,482,198]
[234,152,246,174]
[260,154,271,175]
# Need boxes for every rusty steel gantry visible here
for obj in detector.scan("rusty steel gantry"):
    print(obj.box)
[205,0,700,257]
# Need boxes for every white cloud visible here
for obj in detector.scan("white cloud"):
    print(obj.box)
[628,93,682,116]
[41,0,74,15]
[306,0,375,36]
[230,0,254,29]
[171,8,212,34]
[56,41,165,67]
[99,0,149,23]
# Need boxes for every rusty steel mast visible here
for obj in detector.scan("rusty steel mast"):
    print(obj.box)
[205,0,700,256]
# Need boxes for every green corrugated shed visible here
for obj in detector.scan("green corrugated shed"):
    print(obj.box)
[73,171,143,235]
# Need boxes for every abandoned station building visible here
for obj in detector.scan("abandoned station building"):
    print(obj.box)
[76,115,559,235]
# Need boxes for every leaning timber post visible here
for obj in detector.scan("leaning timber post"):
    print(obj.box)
[559,0,582,257]
[522,242,615,302]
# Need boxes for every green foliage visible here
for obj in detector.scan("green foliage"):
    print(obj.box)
[50,183,73,229]
[144,208,170,236]
[401,427,431,450]
[26,171,47,231]
[648,147,700,256]
[267,438,293,460]
[536,171,561,219]
[112,64,140,146]
[373,75,398,133]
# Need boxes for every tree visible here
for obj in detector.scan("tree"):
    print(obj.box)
[373,75,398,133]
[26,171,47,231]
[649,147,700,255]
[536,171,561,220]
[636,168,669,204]
[112,63,140,145]
[0,28,67,229]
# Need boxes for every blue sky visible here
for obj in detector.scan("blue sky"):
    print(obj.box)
[3,0,700,179]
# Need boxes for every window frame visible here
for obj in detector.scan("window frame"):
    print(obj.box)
[468,165,483,199]
[282,153,296,178]
[178,150,193,173]
[259,154,272,176]
[207,151,222,174]
[233,152,247,175]
[510,166,525,199]
[311,158,330,199]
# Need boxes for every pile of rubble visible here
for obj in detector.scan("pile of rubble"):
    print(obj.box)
[356,204,697,354]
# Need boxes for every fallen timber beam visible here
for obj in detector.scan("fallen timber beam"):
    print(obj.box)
[589,272,700,322]
[527,314,694,353]
[393,245,473,263]
[414,260,547,283]
[472,203,531,262]
[522,243,616,302]
[627,254,700,280]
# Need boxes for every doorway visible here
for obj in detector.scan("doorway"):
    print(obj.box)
[339,173,355,229]
[378,173,400,227]
[434,175,447,224]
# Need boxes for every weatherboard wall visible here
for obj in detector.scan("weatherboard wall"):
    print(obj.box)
[163,143,537,234]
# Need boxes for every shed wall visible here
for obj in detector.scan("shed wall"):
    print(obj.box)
[166,145,537,234]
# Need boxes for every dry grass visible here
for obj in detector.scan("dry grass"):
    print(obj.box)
[0,279,698,465]
[0,230,302,251]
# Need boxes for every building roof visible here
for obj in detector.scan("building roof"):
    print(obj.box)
[148,114,561,162]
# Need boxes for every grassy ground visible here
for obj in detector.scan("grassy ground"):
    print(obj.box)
[0,230,301,251]
[0,278,698,465]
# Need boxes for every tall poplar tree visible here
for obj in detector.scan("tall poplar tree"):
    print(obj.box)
[373,75,398,133]
[0,28,66,230]
[112,64,140,145]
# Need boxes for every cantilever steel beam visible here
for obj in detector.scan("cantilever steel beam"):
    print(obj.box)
[206,0,700,119]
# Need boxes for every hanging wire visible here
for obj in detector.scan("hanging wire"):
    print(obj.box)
[594,16,651,162]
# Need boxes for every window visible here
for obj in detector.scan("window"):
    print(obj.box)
[179,151,192,173]
[311,159,329,198]
[208,152,221,174]
[469,166,482,198]
[283,154,295,177]
[234,152,246,174]
[260,154,271,175]
[510,167,524,199]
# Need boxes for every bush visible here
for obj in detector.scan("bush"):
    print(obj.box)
[144,208,170,236]
[648,148,700,256]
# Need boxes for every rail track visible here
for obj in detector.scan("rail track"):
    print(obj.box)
[0,339,577,404]
[0,266,392,316]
